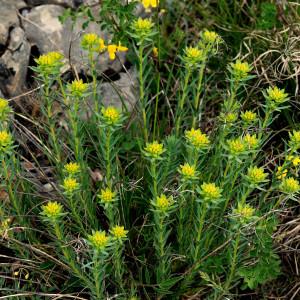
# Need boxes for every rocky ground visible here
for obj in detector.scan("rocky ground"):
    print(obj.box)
[0,0,137,111]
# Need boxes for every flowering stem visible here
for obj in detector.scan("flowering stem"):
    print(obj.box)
[138,44,148,142]
[176,69,192,136]
[43,77,61,164]
[154,212,167,283]
[113,242,125,293]
[192,56,207,128]
[223,231,241,294]
[92,252,105,299]
[177,184,186,254]
[53,222,93,290]
[193,202,208,262]
[105,127,112,188]
[88,51,99,114]
[150,159,158,199]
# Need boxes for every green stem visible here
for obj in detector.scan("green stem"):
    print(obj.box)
[106,127,112,188]
[192,55,207,128]
[175,69,192,136]
[193,202,208,261]
[224,231,241,292]
[138,44,148,142]
[151,159,158,199]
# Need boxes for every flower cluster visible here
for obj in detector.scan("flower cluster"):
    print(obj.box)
[153,194,174,212]
[286,155,300,167]
[199,182,222,201]
[101,106,121,125]
[68,79,89,97]
[64,162,80,175]
[280,177,300,195]
[244,134,259,150]
[246,166,268,185]
[81,33,128,60]
[98,187,117,204]
[62,177,79,194]
[222,112,238,124]
[41,201,64,220]
[144,141,164,159]
[81,33,106,52]
[241,110,257,124]
[265,86,288,105]
[229,60,252,80]
[202,30,221,45]
[88,230,110,252]
[179,163,197,180]
[35,52,64,75]
[233,203,255,223]
[111,225,128,240]
[227,138,246,156]
[289,130,300,150]
[183,46,204,67]
[0,130,13,154]
[0,98,11,122]
[131,18,154,41]
[185,128,210,150]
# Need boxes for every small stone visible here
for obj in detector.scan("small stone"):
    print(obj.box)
[42,183,55,193]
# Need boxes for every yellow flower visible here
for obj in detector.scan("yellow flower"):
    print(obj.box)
[185,128,210,150]
[280,177,300,194]
[36,52,63,66]
[107,42,128,60]
[68,79,88,97]
[0,98,8,112]
[99,188,116,203]
[101,106,120,124]
[144,141,164,158]
[247,166,267,184]
[180,163,196,178]
[0,131,11,145]
[233,203,255,221]
[111,225,128,239]
[289,130,300,150]
[132,18,154,36]
[155,194,173,211]
[63,177,79,193]
[81,33,99,48]
[42,201,63,219]
[241,110,257,123]
[276,166,287,180]
[243,134,259,149]
[0,218,11,237]
[200,182,222,201]
[230,60,251,79]
[224,112,238,123]
[88,231,109,251]
[153,47,158,57]
[184,47,204,66]
[35,52,64,74]
[202,30,220,44]
[292,157,300,167]
[227,138,246,155]
[64,162,80,175]
[141,0,159,10]
[266,86,288,104]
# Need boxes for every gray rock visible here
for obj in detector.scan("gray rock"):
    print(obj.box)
[0,27,30,97]
[26,0,75,7]
[22,4,125,75]
[0,0,26,46]
[100,68,138,111]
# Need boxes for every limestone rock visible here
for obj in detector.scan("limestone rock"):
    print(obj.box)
[22,4,125,75]
[0,0,26,46]
[0,28,30,96]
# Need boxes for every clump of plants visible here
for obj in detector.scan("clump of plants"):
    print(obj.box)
[0,0,298,299]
